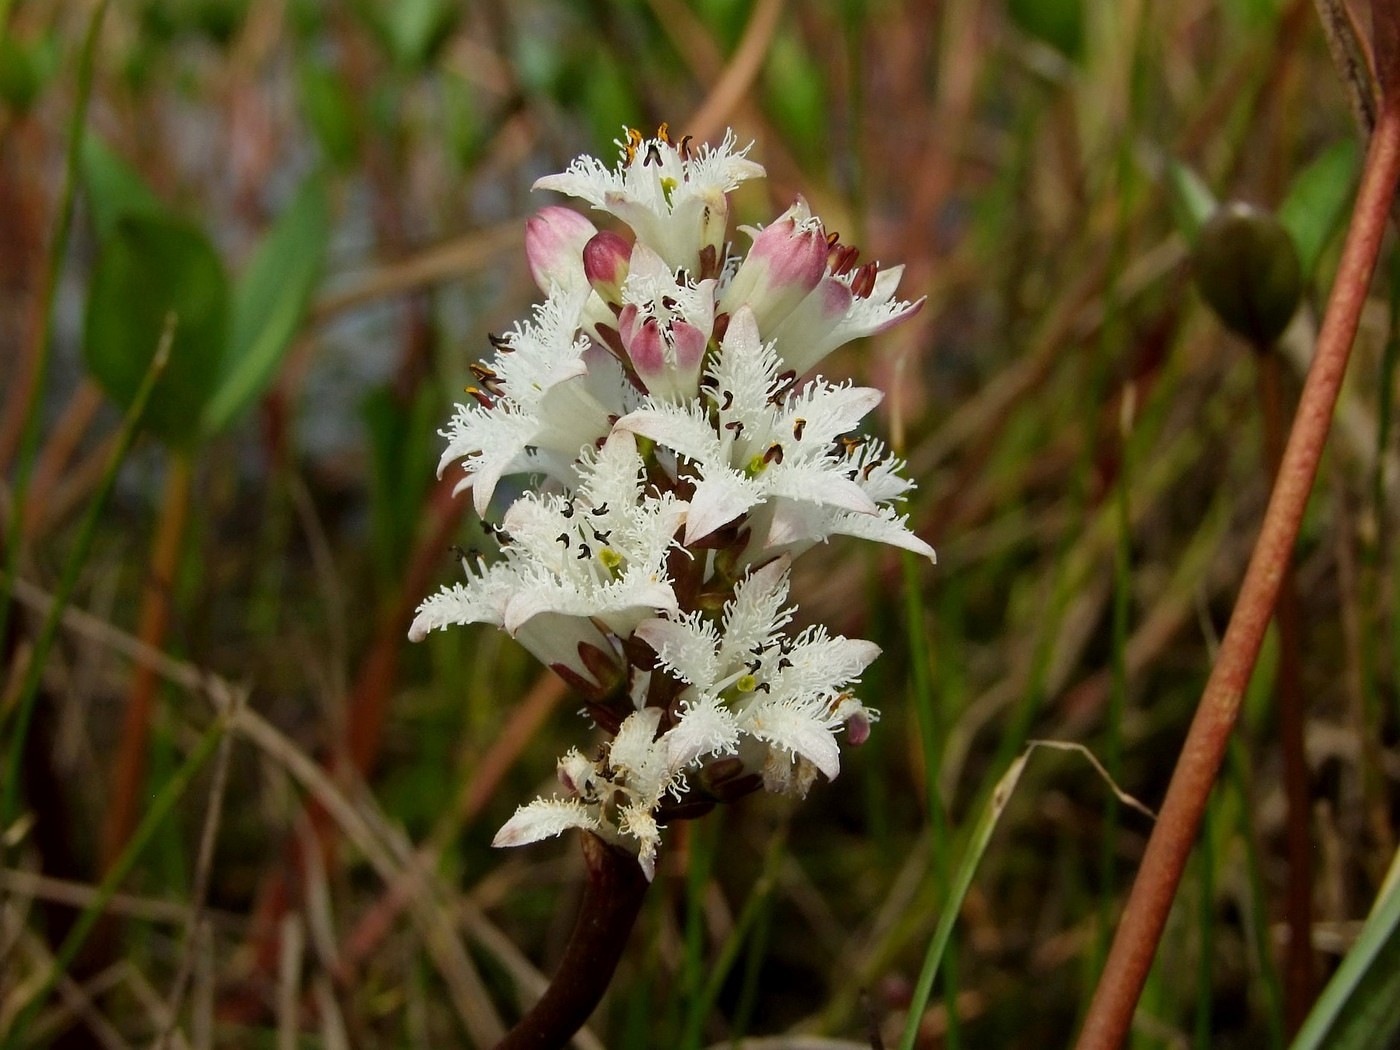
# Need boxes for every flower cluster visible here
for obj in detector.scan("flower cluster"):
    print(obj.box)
[411,126,933,877]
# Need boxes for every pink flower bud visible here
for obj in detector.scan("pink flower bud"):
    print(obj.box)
[525,206,596,295]
[583,230,632,306]
[718,196,828,330]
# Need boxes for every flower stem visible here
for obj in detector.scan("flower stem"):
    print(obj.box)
[1074,74,1400,1050]
[498,832,649,1049]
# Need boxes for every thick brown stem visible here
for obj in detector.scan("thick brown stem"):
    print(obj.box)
[498,833,649,1050]
[1074,85,1400,1050]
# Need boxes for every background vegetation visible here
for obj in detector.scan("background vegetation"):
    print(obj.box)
[1,0,1396,1047]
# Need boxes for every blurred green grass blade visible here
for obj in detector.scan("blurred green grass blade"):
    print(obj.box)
[680,829,784,1048]
[3,708,228,1048]
[84,212,229,449]
[898,752,1029,1050]
[202,175,329,437]
[1167,159,1218,247]
[1,318,173,855]
[1290,851,1400,1050]
[79,133,164,243]
[0,0,108,684]
[1008,0,1085,62]
[1278,140,1360,280]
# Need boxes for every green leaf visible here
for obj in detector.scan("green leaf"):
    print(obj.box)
[1278,139,1360,279]
[1292,851,1400,1050]
[1167,159,1218,247]
[0,30,59,114]
[381,0,458,70]
[298,59,359,169]
[83,213,229,449]
[80,135,164,243]
[1008,0,1085,62]
[201,176,329,436]
[762,33,826,166]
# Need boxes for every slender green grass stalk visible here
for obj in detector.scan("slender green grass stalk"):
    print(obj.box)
[901,548,960,1049]
[1226,739,1285,1048]
[673,816,719,1040]
[1194,793,1217,1048]
[0,317,173,843]
[897,753,1030,1050]
[680,828,785,1048]
[730,864,776,1040]
[2,709,227,1048]
[0,0,109,666]
[1098,396,1134,969]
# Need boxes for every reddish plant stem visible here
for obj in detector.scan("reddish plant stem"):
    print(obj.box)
[497,832,649,1050]
[1256,350,1315,1032]
[101,452,193,873]
[1074,84,1400,1050]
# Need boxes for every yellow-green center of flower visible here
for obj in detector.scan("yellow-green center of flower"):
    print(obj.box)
[598,547,623,575]
[736,673,757,693]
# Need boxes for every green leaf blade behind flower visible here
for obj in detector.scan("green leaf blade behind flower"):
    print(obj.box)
[201,175,330,437]
[1277,139,1360,280]
[83,212,229,450]
[1291,852,1400,1050]
[80,134,165,244]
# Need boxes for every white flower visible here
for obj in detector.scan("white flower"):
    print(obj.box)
[493,708,687,879]
[535,126,765,274]
[617,307,911,548]
[411,431,686,680]
[769,259,924,377]
[436,291,625,515]
[636,557,880,793]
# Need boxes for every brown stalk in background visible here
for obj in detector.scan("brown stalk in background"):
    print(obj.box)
[1075,7,1400,1046]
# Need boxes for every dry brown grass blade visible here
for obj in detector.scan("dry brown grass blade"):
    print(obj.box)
[686,0,785,144]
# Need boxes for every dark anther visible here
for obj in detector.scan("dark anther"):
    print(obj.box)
[792,418,807,441]
[562,501,575,518]
[577,543,592,559]
[725,420,744,435]
[720,390,734,410]
[591,503,609,516]
[679,134,694,161]
[764,443,784,465]
[644,142,662,166]
[465,387,494,409]
[488,332,512,351]
[778,657,793,670]
[556,533,571,547]
[592,529,612,543]
[851,261,878,298]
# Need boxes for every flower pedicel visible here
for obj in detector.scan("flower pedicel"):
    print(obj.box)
[411,125,933,878]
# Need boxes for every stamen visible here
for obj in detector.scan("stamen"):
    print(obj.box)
[764,443,784,465]
[488,332,513,351]
[656,122,671,144]
[792,418,807,440]
[465,387,494,409]
[851,261,878,298]
[678,134,694,161]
